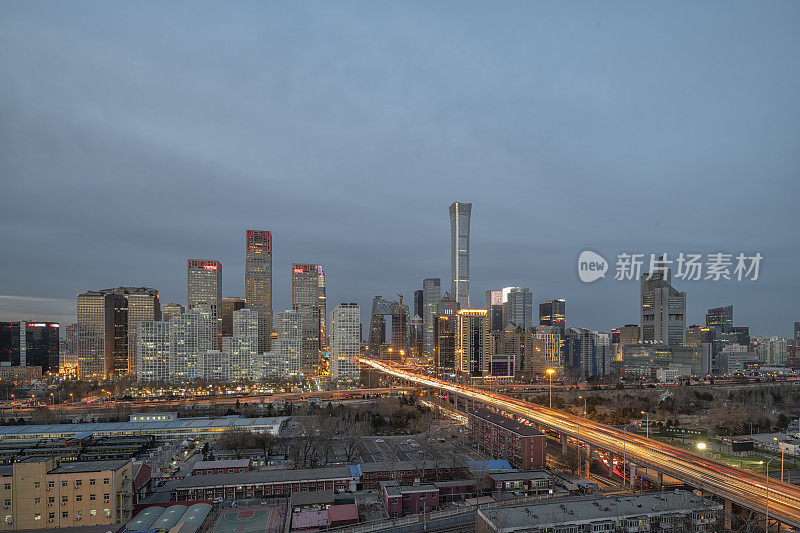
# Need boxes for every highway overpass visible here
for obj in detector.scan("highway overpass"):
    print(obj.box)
[361,358,800,529]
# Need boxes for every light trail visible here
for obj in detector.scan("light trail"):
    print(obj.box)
[361,358,800,527]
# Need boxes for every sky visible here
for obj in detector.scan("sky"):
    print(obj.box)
[1,1,799,337]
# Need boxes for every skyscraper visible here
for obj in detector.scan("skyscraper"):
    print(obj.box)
[169,309,213,380]
[136,321,170,382]
[413,290,424,320]
[503,287,533,330]
[162,303,185,322]
[0,322,59,374]
[275,309,302,379]
[77,287,160,379]
[187,259,222,349]
[330,303,361,384]
[222,297,247,337]
[291,263,326,375]
[539,299,566,333]
[433,292,459,375]
[224,308,259,380]
[449,202,472,309]
[640,262,686,345]
[245,230,273,353]
[422,278,442,357]
[706,306,733,331]
[456,309,488,380]
[484,290,503,333]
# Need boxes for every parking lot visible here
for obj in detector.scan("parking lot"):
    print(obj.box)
[358,432,486,464]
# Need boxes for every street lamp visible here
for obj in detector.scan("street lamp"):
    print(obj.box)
[641,411,649,439]
[579,395,587,417]
[773,437,784,483]
[546,368,555,409]
[765,456,777,533]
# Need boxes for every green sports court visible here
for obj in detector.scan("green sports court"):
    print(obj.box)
[211,506,285,533]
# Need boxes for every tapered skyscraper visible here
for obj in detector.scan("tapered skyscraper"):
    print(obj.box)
[449,202,472,309]
[245,230,273,353]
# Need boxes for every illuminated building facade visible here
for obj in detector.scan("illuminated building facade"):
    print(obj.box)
[245,230,273,353]
[449,202,471,309]
[291,264,326,375]
[0,322,59,374]
[77,287,160,379]
[187,259,223,349]
[456,309,489,380]
[526,326,563,375]
[330,303,360,384]
[275,310,302,379]
[503,287,533,330]
[706,305,733,331]
[162,303,184,322]
[538,298,566,333]
[169,309,213,380]
[136,321,170,382]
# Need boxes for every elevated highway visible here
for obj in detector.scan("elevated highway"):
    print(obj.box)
[361,358,800,528]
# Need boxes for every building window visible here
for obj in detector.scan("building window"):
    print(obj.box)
[75,480,82,487]
[76,495,82,502]
[34,498,40,504]
[103,478,110,485]
[48,481,55,489]
[34,513,42,521]
[104,509,111,517]
[3,500,9,507]
[34,482,40,488]
[62,497,68,504]
[2,484,9,490]
[90,494,96,501]
[62,481,67,487]
[103,494,109,503]
[62,512,68,519]
[89,479,96,486]
[90,509,96,517]
[48,512,54,521]
[48,497,54,504]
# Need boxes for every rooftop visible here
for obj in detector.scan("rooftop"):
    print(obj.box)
[192,459,250,470]
[488,471,552,481]
[471,408,545,437]
[291,490,336,507]
[166,466,353,490]
[360,459,464,473]
[478,492,722,532]
[50,459,130,474]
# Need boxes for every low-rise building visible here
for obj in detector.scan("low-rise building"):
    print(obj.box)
[382,483,439,518]
[0,457,133,530]
[468,408,546,470]
[476,492,721,533]
[359,460,469,490]
[190,459,250,476]
[487,471,554,495]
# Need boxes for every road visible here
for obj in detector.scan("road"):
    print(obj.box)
[361,359,800,528]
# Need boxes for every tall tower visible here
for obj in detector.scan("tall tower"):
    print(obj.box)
[330,303,361,384]
[456,309,488,380]
[422,278,442,357]
[449,202,472,309]
[640,261,686,346]
[245,230,273,353]
[291,264,326,375]
[187,259,223,349]
[275,310,302,379]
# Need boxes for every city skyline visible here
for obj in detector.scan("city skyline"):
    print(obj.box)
[1,2,798,336]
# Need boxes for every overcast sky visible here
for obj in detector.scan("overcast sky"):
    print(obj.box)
[1,1,798,336]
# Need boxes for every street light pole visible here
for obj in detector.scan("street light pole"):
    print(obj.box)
[641,411,649,439]
[765,456,776,533]
[546,368,555,409]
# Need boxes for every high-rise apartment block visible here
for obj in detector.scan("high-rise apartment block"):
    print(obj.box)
[187,259,222,349]
[77,287,160,379]
[330,303,361,384]
[291,264,326,375]
[245,230,273,353]
[136,321,170,382]
[640,264,686,345]
[275,310,302,380]
[169,309,213,381]
[706,305,733,331]
[539,299,566,333]
[449,202,471,309]
[422,278,442,357]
